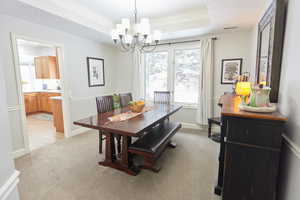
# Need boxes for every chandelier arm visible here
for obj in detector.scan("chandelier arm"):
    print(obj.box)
[131,39,137,53]
[120,39,131,51]
[117,43,131,53]
[141,43,158,53]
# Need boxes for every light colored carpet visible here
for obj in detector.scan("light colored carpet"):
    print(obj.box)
[15,129,221,200]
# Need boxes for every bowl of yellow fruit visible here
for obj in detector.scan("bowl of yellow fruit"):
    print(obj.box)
[128,100,145,113]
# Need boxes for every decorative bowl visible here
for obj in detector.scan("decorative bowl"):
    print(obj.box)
[239,104,277,113]
[129,104,145,113]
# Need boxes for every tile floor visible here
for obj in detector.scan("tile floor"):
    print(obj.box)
[26,113,64,150]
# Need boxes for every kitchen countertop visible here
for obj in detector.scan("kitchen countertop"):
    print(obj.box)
[49,96,62,100]
[23,90,62,94]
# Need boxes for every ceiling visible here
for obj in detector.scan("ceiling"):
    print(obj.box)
[64,0,207,21]
[1,0,272,43]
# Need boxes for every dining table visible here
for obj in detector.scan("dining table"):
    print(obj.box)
[73,103,182,175]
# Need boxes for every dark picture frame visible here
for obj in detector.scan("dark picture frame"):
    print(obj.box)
[221,58,242,84]
[87,57,105,87]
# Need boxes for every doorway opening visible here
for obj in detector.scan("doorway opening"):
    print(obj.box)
[16,39,65,151]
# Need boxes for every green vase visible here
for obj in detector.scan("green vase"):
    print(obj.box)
[249,86,271,107]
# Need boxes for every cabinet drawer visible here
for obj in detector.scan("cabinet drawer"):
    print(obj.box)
[226,118,283,149]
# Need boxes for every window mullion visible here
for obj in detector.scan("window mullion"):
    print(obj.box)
[168,47,175,104]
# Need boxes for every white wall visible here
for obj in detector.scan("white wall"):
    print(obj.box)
[0,14,118,154]
[213,30,252,116]
[0,55,20,199]
[276,0,300,199]
[247,0,300,199]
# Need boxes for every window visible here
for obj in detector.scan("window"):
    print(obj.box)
[144,45,201,105]
[145,51,168,100]
[174,49,200,104]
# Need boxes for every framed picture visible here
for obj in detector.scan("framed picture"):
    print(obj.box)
[87,57,105,87]
[221,58,242,84]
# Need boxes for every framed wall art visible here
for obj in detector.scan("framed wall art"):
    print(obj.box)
[87,57,105,87]
[221,58,242,84]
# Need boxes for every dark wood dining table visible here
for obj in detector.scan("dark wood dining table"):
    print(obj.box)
[73,103,182,175]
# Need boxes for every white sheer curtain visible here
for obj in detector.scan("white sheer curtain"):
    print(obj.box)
[196,38,214,125]
[132,50,144,100]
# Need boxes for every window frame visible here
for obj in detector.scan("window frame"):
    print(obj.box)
[142,42,201,108]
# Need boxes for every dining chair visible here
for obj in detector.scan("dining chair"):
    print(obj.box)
[119,92,133,107]
[154,91,171,104]
[96,95,121,154]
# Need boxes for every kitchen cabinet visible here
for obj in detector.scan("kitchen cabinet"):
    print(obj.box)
[24,92,61,114]
[24,93,39,114]
[34,56,60,79]
[51,97,64,133]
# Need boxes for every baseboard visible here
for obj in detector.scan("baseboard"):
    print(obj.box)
[70,127,92,137]
[181,122,203,130]
[0,170,20,200]
[283,134,300,160]
[12,148,29,159]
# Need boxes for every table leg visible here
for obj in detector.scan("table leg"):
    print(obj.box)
[99,132,114,164]
[99,133,139,176]
[121,136,129,167]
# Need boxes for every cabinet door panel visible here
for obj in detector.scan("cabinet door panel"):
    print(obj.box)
[24,95,30,114]
[38,94,49,112]
[227,118,282,149]
[48,56,59,79]
[34,57,44,79]
[24,93,39,114]
[34,56,59,79]
[223,143,279,200]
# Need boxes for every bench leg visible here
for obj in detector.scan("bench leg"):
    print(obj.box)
[208,119,212,138]
[168,141,177,148]
[142,157,162,173]
[99,131,103,154]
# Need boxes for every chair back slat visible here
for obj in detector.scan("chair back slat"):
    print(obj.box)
[119,93,133,107]
[154,91,171,104]
[96,95,114,113]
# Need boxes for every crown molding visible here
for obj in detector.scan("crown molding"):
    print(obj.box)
[19,0,114,34]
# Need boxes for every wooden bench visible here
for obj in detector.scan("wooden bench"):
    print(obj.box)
[128,121,182,172]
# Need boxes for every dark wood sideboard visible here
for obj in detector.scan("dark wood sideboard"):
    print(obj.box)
[215,93,287,200]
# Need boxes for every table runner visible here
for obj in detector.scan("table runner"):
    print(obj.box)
[108,106,152,122]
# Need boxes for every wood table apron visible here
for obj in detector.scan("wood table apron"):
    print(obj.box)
[74,104,182,175]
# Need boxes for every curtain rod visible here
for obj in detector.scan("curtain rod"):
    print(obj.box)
[150,37,217,47]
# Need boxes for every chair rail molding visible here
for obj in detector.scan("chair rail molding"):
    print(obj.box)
[0,170,20,200]
[283,134,300,159]
[7,105,22,112]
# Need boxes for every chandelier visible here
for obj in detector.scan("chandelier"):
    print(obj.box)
[111,0,161,53]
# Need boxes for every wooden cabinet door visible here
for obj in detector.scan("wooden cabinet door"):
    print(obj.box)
[38,93,49,112]
[24,93,39,114]
[223,143,279,200]
[34,57,45,79]
[48,56,60,79]
[34,56,59,79]
[24,95,31,114]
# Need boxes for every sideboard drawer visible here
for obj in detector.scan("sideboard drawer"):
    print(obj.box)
[226,118,283,149]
